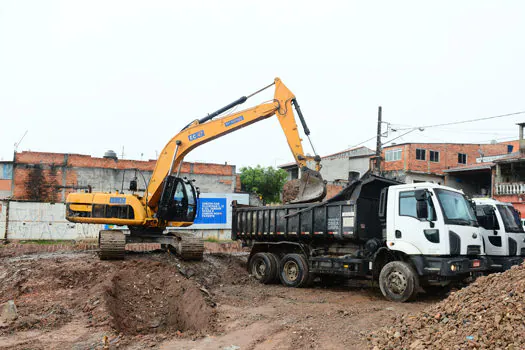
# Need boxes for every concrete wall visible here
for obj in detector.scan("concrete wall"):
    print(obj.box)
[0,202,6,239]
[0,201,103,240]
[320,156,370,182]
[1,193,249,241]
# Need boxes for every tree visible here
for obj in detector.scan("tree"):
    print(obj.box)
[240,165,289,203]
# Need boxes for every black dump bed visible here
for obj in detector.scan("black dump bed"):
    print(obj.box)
[232,174,400,244]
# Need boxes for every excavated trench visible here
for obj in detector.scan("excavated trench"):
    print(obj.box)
[105,265,215,335]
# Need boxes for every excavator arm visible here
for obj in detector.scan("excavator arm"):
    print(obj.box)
[147,77,324,209]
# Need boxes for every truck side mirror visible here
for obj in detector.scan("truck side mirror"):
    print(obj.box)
[416,200,429,220]
[414,189,427,201]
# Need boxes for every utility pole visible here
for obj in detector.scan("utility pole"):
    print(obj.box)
[375,106,382,174]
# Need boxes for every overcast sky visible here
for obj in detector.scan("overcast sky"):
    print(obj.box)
[1,1,524,168]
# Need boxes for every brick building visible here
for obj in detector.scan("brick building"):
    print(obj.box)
[444,124,525,218]
[380,141,517,184]
[6,151,240,203]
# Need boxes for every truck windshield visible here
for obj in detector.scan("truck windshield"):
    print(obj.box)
[496,204,525,233]
[434,189,478,226]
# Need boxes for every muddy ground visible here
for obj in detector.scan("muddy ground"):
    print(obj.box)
[0,243,443,349]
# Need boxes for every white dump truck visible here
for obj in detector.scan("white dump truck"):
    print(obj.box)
[232,175,487,302]
[474,198,525,271]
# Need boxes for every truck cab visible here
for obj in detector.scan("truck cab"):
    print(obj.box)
[377,183,486,297]
[473,198,525,271]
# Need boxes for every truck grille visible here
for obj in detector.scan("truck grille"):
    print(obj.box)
[521,248,525,256]
[466,245,481,256]
[508,237,517,256]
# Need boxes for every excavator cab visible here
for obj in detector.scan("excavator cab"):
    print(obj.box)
[157,175,198,223]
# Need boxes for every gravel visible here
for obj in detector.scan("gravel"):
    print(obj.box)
[371,263,525,349]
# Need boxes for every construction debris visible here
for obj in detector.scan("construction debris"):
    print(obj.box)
[371,263,525,349]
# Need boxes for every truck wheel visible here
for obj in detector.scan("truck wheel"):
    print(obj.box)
[267,252,281,284]
[379,261,419,302]
[279,254,310,288]
[249,253,278,284]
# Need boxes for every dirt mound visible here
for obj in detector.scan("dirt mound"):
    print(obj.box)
[105,260,215,335]
[371,264,525,349]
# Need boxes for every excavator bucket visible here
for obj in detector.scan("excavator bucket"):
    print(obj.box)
[282,168,327,204]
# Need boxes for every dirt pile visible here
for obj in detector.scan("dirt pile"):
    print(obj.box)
[282,179,300,203]
[371,264,525,349]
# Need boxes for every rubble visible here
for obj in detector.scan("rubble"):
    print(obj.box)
[371,263,525,349]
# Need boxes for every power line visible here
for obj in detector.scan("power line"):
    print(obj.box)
[349,135,377,149]
[350,110,525,149]
[396,110,525,131]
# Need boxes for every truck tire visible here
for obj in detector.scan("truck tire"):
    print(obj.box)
[249,253,278,284]
[279,254,310,288]
[267,252,281,284]
[379,261,419,302]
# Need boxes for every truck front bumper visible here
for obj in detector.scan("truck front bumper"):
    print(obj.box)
[410,255,488,278]
[486,256,524,272]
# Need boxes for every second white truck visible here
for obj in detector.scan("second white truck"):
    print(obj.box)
[474,198,525,271]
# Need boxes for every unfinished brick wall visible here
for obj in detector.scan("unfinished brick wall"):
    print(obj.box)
[382,142,515,175]
[13,151,238,202]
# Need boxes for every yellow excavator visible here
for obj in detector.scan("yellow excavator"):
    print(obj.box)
[65,78,326,260]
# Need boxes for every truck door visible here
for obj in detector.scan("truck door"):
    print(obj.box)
[391,189,446,255]
[476,205,504,256]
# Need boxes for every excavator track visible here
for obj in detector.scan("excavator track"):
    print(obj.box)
[98,230,126,260]
[173,232,204,260]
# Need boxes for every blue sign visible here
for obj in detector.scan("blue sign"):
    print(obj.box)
[189,130,205,141]
[109,197,126,204]
[225,116,244,127]
[194,198,227,224]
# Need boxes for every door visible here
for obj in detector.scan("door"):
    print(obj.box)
[391,189,447,255]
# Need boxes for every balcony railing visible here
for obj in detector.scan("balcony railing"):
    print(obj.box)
[495,182,525,195]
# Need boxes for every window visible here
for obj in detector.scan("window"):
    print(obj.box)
[385,148,402,162]
[399,191,436,220]
[434,189,477,226]
[416,149,426,161]
[458,153,467,164]
[429,150,440,163]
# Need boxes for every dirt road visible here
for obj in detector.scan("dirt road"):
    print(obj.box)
[0,244,441,349]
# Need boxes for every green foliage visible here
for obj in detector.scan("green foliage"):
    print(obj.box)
[239,165,289,204]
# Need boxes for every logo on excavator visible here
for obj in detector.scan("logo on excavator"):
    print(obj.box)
[188,130,205,141]
[109,197,126,204]
[225,116,244,127]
